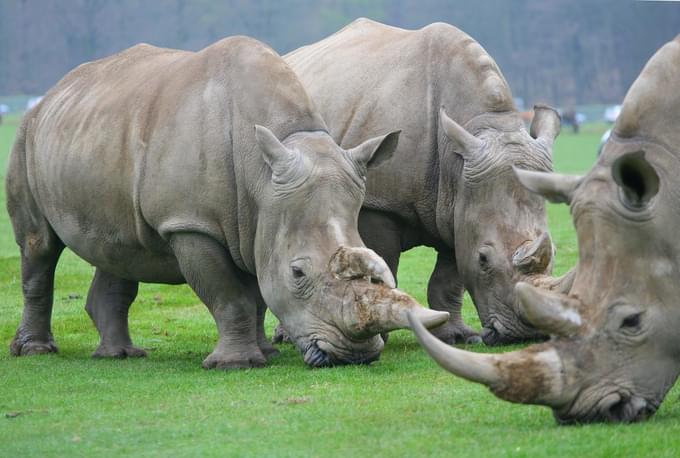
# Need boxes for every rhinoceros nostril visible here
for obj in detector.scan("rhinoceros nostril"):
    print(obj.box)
[303,341,331,367]
[603,394,652,423]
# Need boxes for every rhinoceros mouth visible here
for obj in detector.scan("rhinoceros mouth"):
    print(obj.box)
[299,337,382,368]
[302,340,332,367]
[480,318,547,346]
[555,392,659,424]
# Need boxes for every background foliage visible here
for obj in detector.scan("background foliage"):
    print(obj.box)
[1,0,680,106]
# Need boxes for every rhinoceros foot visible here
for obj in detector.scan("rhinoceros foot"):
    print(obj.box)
[259,341,281,360]
[202,348,267,370]
[92,344,147,359]
[10,329,58,356]
[271,323,294,344]
[430,321,482,345]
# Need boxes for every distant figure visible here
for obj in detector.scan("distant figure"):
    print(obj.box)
[561,108,580,133]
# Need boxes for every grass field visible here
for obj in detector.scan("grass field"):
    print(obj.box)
[2,115,679,457]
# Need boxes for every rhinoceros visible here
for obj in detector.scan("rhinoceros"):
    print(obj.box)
[5,36,448,369]
[284,19,562,345]
[410,35,680,423]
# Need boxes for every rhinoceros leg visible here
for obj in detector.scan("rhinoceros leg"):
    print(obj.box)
[255,299,280,360]
[10,240,64,356]
[427,251,481,344]
[170,233,266,370]
[85,269,146,358]
[8,144,65,356]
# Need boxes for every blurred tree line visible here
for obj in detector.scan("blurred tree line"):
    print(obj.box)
[0,0,678,106]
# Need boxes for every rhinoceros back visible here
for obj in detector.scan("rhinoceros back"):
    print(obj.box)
[286,18,515,234]
[19,37,325,281]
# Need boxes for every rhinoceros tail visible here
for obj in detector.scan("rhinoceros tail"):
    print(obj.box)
[5,114,64,257]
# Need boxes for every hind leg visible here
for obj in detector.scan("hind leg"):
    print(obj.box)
[10,234,64,356]
[85,269,146,358]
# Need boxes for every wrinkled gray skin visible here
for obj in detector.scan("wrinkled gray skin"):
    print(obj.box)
[5,36,447,369]
[410,35,680,423]
[284,19,563,345]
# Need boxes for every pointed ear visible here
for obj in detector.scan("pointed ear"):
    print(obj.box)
[530,104,561,148]
[349,130,401,168]
[513,167,582,204]
[440,107,483,158]
[255,125,296,175]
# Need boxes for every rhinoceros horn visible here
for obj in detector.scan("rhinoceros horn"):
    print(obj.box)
[515,282,584,337]
[408,311,567,406]
[512,232,554,274]
[331,247,449,337]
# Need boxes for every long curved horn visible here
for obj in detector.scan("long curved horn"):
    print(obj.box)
[408,312,566,406]
[407,311,501,385]
[515,282,584,337]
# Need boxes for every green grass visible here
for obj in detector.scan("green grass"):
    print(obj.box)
[2,115,680,457]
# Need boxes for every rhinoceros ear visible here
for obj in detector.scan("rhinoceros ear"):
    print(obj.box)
[530,104,561,148]
[349,130,401,169]
[612,151,659,210]
[440,107,483,158]
[255,125,297,176]
[513,167,582,205]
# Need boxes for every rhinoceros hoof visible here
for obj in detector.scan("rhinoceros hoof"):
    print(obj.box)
[92,344,148,359]
[271,324,294,344]
[430,321,481,345]
[202,350,267,370]
[260,344,281,361]
[10,337,59,356]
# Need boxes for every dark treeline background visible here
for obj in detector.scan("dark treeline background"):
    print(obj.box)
[1,0,679,107]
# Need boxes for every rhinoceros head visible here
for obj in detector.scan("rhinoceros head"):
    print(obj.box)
[438,106,562,344]
[253,126,449,367]
[411,36,680,423]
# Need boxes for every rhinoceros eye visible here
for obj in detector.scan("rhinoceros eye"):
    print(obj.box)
[478,246,494,272]
[620,312,642,329]
[291,265,306,279]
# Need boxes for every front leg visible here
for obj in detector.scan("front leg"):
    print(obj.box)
[170,233,266,370]
[428,250,481,344]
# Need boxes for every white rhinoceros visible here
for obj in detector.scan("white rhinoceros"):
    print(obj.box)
[6,36,447,369]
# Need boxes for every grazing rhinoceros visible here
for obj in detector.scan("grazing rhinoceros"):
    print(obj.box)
[284,18,563,345]
[410,35,680,423]
[5,36,448,369]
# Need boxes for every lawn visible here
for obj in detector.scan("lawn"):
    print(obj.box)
[2,115,679,457]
